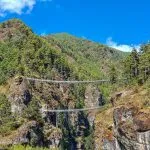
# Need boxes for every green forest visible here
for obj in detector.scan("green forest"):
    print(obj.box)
[0,19,149,150]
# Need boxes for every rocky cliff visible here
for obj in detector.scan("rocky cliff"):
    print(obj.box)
[95,87,150,150]
[0,76,103,149]
[113,106,150,150]
[1,76,149,150]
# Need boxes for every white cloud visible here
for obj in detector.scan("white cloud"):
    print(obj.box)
[106,37,140,52]
[81,36,87,39]
[0,0,52,17]
[40,32,47,36]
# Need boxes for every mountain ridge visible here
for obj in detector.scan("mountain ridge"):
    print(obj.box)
[0,18,128,81]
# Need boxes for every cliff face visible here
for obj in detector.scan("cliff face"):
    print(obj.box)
[114,106,150,150]
[0,76,102,149]
[95,87,150,150]
[84,85,104,127]
[8,77,31,115]
[1,78,150,150]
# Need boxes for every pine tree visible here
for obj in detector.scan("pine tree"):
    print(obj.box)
[131,48,139,77]
[109,65,117,84]
[139,44,150,81]
[124,48,139,80]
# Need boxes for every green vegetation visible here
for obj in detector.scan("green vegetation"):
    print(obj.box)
[0,19,134,149]
[22,97,43,123]
[109,64,118,84]
[45,33,128,80]
[9,145,51,150]
[0,94,18,136]
[0,19,127,85]
[123,44,150,84]
[0,19,72,85]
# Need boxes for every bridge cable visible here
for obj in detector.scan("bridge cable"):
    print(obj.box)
[42,106,102,113]
[25,77,110,84]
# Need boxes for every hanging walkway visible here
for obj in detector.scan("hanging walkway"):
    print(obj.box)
[25,77,126,112]
[42,106,102,113]
[25,77,110,84]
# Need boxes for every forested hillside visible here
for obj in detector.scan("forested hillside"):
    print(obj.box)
[0,19,149,150]
[0,19,128,84]
[45,33,128,79]
[124,45,150,83]
[0,19,126,149]
[0,19,73,85]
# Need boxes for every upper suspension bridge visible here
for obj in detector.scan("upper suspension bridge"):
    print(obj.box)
[26,77,110,84]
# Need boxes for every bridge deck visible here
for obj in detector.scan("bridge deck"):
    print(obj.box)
[25,77,110,84]
[42,106,102,112]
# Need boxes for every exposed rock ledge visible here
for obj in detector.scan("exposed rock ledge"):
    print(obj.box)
[113,106,150,150]
[8,76,31,115]
[95,88,150,150]
[102,106,150,150]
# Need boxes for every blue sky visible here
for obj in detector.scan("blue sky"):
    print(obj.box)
[0,0,150,52]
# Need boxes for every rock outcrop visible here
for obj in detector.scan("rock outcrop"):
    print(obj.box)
[0,121,43,147]
[113,106,150,150]
[85,85,104,126]
[43,123,62,149]
[8,76,31,115]
[95,88,150,150]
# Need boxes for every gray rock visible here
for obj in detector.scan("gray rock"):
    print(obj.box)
[8,76,31,115]
[113,106,150,150]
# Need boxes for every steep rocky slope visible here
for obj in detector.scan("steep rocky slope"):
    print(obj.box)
[95,84,150,150]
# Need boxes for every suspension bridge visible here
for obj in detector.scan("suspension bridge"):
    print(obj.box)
[42,106,103,112]
[24,78,150,148]
[26,77,110,84]
[25,77,127,113]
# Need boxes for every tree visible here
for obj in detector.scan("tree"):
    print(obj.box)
[131,48,140,77]
[124,48,139,80]
[22,98,43,123]
[109,65,117,84]
[139,44,150,82]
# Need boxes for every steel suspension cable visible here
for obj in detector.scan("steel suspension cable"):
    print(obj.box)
[25,77,110,84]
[42,106,102,113]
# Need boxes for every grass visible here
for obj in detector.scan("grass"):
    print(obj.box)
[9,145,56,150]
